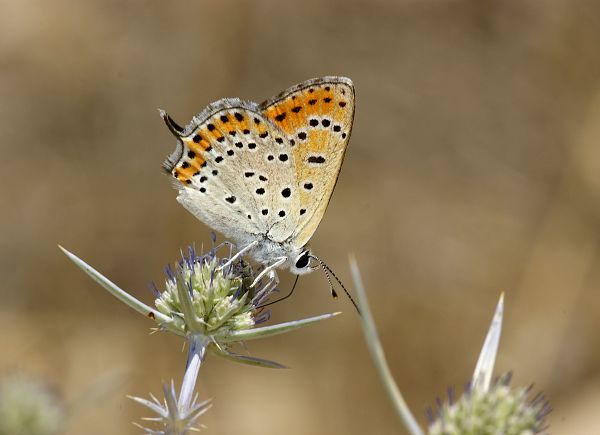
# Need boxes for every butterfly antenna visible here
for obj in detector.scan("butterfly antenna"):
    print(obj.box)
[319,261,337,298]
[255,275,300,310]
[311,255,360,314]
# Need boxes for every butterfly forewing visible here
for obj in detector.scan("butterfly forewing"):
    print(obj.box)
[260,77,355,247]
[163,99,298,245]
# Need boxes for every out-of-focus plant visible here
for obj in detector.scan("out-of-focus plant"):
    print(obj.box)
[350,257,551,435]
[0,375,63,435]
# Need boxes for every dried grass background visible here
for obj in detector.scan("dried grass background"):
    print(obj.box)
[2,1,600,433]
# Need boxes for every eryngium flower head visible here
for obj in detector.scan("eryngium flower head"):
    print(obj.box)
[130,381,211,435]
[154,246,266,337]
[427,373,551,435]
[0,376,63,435]
[61,242,339,368]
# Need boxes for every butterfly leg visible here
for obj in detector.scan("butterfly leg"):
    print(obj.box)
[250,257,287,289]
[217,240,259,272]
[252,269,279,306]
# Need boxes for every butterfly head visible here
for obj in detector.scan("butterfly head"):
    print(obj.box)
[289,249,316,275]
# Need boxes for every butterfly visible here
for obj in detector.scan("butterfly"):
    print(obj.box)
[161,76,354,285]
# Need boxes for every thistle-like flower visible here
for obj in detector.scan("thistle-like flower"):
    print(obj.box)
[0,375,63,435]
[60,243,338,366]
[427,373,551,435]
[60,241,339,434]
[152,245,278,362]
[427,295,551,435]
[129,381,212,435]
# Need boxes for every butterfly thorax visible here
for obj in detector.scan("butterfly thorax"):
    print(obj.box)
[246,236,308,272]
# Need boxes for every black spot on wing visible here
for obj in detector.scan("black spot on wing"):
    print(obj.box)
[307,156,326,164]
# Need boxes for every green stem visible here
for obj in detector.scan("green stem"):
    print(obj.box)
[350,256,424,435]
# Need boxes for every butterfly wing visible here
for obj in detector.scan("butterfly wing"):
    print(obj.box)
[162,76,354,253]
[260,76,355,247]
[162,99,297,247]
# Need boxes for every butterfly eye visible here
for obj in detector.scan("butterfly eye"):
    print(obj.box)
[295,252,310,269]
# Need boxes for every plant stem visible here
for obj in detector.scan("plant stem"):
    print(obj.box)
[178,334,209,412]
[350,257,424,435]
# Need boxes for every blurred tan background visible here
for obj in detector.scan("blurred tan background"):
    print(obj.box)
[2,0,600,433]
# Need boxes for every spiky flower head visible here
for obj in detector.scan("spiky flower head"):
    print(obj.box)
[154,245,269,338]
[61,236,341,434]
[0,376,63,435]
[427,373,551,435]
[129,381,212,435]
[60,241,339,368]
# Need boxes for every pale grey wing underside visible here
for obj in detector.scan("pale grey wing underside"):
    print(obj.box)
[162,76,354,255]
[162,99,298,247]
